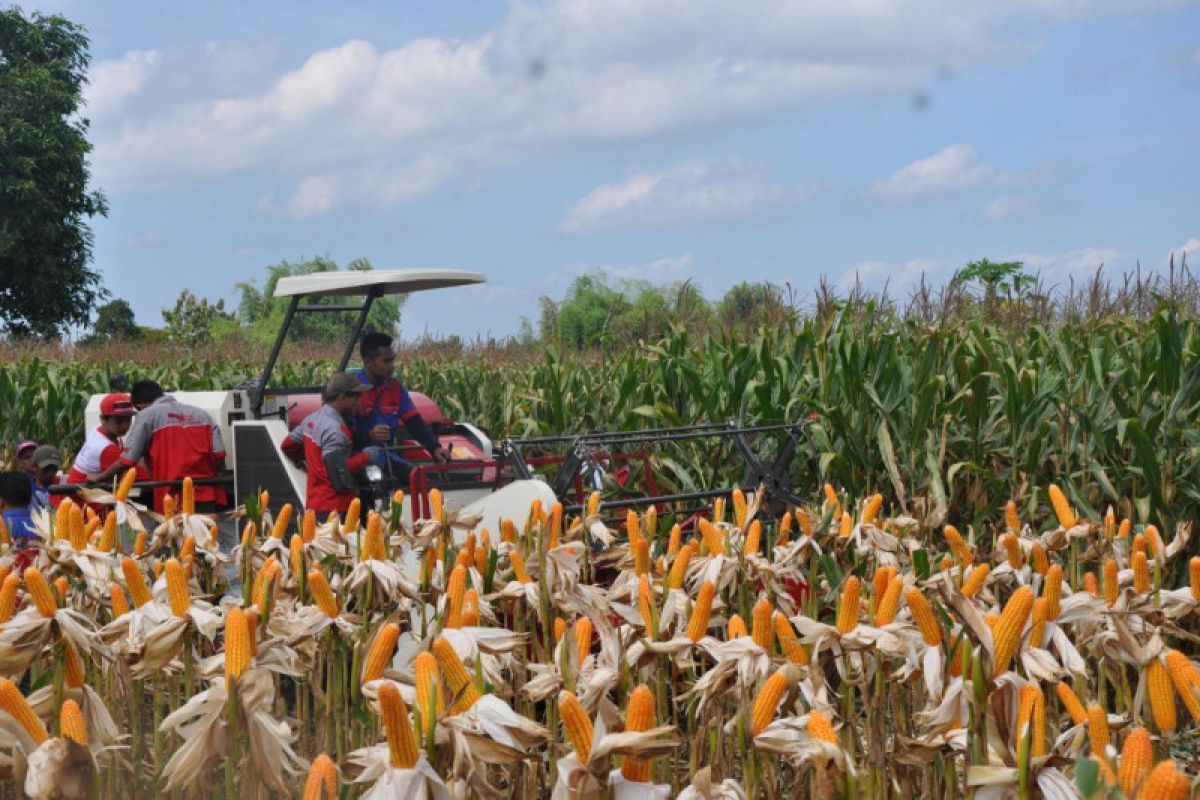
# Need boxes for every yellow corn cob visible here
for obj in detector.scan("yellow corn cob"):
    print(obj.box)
[1133,552,1150,594]
[905,587,942,646]
[308,569,339,617]
[178,534,196,565]
[259,489,270,510]
[0,678,48,745]
[1048,484,1075,528]
[1031,684,1046,757]
[363,623,400,683]
[949,637,969,678]
[1119,726,1152,797]
[1118,518,1131,538]
[1002,533,1023,569]
[687,581,716,642]
[774,613,810,665]
[546,502,562,550]
[0,519,7,546]
[985,612,1000,630]
[698,518,724,556]
[574,617,593,665]
[711,496,725,524]
[379,680,419,769]
[115,467,137,502]
[667,523,682,556]
[872,566,895,602]
[1056,681,1087,724]
[289,534,304,579]
[68,503,85,550]
[500,518,517,544]
[875,575,904,626]
[24,567,57,617]
[509,550,532,584]
[624,509,640,547]
[1043,564,1063,619]
[153,562,163,580]
[1005,500,1020,533]
[1104,507,1116,539]
[414,651,445,723]
[751,597,774,650]
[1103,558,1119,607]
[302,509,316,543]
[110,583,129,619]
[161,494,176,519]
[444,565,466,629]
[165,558,190,617]
[554,617,567,642]
[61,635,86,689]
[1146,525,1164,560]
[620,684,655,782]
[133,530,147,556]
[961,564,990,598]
[668,541,696,590]
[181,475,194,515]
[270,502,292,540]
[224,607,251,686]
[943,525,973,567]
[1087,703,1109,755]
[778,513,794,548]
[637,576,656,640]
[0,574,20,624]
[940,555,953,571]
[58,697,87,746]
[992,585,1033,678]
[743,520,761,557]
[361,512,385,561]
[302,754,339,800]
[433,636,482,714]
[54,575,69,601]
[729,488,746,529]
[1190,557,1200,603]
[632,537,650,577]
[806,710,838,745]
[454,548,472,570]
[1015,683,1039,753]
[1029,597,1050,649]
[750,668,791,736]
[430,488,444,522]
[836,576,860,634]
[861,493,883,526]
[343,497,361,533]
[246,609,260,656]
[838,511,852,538]
[823,483,839,513]
[1083,570,1099,595]
[460,589,479,627]
[1148,658,1177,733]
[727,614,748,639]
[586,491,600,517]
[1030,543,1049,575]
[1133,533,1146,558]
[240,520,256,550]
[559,690,593,764]
[1136,759,1190,800]
[1164,650,1200,722]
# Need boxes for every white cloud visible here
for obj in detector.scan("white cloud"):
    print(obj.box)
[980,195,1034,222]
[121,231,164,250]
[868,144,1038,204]
[560,161,809,234]
[1170,236,1200,262]
[85,49,159,119]
[837,258,952,292]
[1010,247,1122,276]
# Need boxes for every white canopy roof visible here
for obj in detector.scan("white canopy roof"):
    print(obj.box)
[274,269,486,298]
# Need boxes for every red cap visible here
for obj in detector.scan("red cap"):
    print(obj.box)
[100,393,136,417]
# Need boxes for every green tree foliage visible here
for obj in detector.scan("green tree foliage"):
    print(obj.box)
[234,256,404,344]
[0,8,108,336]
[716,281,797,329]
[88,299,141,341]
[540,273,711,349]
[162,289,233,348]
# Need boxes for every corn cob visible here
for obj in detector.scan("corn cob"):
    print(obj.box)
[500,519,517,544]
[1133,552,1150,594]
[774,613,810,665]
[554,617,567,643]
[743,520,761,557]
[668,541,696,590]
[1043,564,1063,619]
[1087,703,1109,755]
[433,636,481,714]
[1145,525,1164,560]
[728,488,745,529]
[54,575,69,602]
[574,616,593,665]
[115,467,137,502]
[179,534,196,564]
[301,509,317,543]
[1191,557,1200,603]
[875,575,904,626]
[1164,650,1200,722]
[823,483,839,515]
[0,574,20,623]
[644,507,657,540]
[806,710,838,745]
[836,576,860,634]
[548,502,563,549]
[1029,597,1050,649]
[344,498,361,533]
[861,493,882,526]
[992,585,1033,678]
[1005,500,1020,533]
[414,651,445,722]
[586,491,601,517]
[984,612,1000,630]
[905,587,942,647]
[60,698,87,745]
[1056,682,1087,724]
[1136,759,1189,800]
[752,597,774,650]
[633,538,650,576]
[727,614,748,640]
[559,690,594,764]
[872,566,895,603]
[1118,518,1131,538]
[625,509,640,547]
[698,519,724,556]
[940,555,953,572]
[0,678,48,745]
[379,680,419,769]
[430,488,445,522]
[289,534,304,579]
[460,589,479,627]
[509,550,533,584]
[712,497,725,524]
[838,511,852,538]
[637,576,656,640]
[24,567,57,617]
[620,684,655,781]
[110,584,129,619]
[165,558,190,617]
[1015,683,1041,755]
[241,520,256,550]
[1103,558,1119,607]
[961,564,990,598]
[63,636,86,688]
[1083,570,1099,595]
[1104,507,1116,539]
[1001,533,1023,569]
[750,668,792,736]
[943,525,972,567]
[308,569,339,617]
[0,519,7,546]
[68,503,86,550]
[1030,542,1049,575]
[1119,726,1152,797]
[1031,683,1046,757]
[224,607,251,685]
[1148,658,1177,734]
[687,581,716,642]
[667,523,682,556]
[133,531,147,556]
[302,754,339,800]
[1048,484,1075,528]
[1133,533,1146,558]
[363,623,401,683]
[444,565,466,629]
[362,512,385,561]
[181,475,195,515]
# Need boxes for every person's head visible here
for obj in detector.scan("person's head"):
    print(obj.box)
[360,332,396,383]
[32,445,61,488]
[130,380,164,411]
[0,470,33,512]
[98,392,136,437]
[325,372,367,414]
[13,440,37,476]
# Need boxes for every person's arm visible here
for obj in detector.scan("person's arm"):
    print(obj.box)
[280,427,305,464]
[91,418,148,483]
[320,424,370,493]
[396,383,450,462]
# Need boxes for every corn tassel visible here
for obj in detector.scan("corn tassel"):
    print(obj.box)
[60,698,87,745]
[559,690,594,764]
[433,636,482,714]
[992,585,1033,678]
[224,606,251,685]
[961,564,990,598]
[836,576,860,634]
[1048,484,1075,528]
[751,597,774,650]
[24,567,57,617]
[687,581,715,642]
[1119,726,1152,797]
[621,684,655,781]
[1136,759,1189,800]
[379,680,419,769]
[363,623,401,684]
[302,754,339,800]
[0,679,48,745]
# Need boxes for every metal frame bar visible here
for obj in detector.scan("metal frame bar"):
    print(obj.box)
[338,287,380,372]
[253,295,300,417]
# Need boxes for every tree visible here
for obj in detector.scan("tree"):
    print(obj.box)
[234,256,404,344]
[89,299,141,341]
[162,289,233,348]
[0,8,108,336]
[716,282,796,330]
[954,259,1032,299]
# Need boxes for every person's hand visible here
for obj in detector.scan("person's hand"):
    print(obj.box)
[432,446,453,464]
[369,424,391,443]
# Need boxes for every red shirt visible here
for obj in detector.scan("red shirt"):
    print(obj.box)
[119,395,226,512]
[281,404,369,514]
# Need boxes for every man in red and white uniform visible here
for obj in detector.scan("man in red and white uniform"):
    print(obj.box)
[64,393,135,511]
[90,381,226,513]
[281,373,374,515]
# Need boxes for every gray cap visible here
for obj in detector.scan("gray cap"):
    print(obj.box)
[33,444,62,469]
[325,372,367,400]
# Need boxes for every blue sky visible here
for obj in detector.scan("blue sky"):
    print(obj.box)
[30,0,1200,340]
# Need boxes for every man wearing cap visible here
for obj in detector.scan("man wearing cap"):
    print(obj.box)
[30,445,62,511]
[63,393,136,509]
[281,373,378,515]
[89,380,226,513]
[12,440,37,478]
